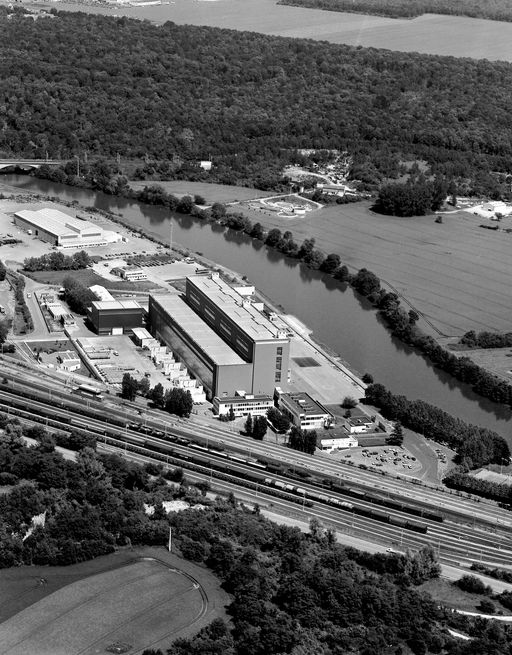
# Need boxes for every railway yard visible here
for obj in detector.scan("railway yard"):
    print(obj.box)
[1,354,512,572]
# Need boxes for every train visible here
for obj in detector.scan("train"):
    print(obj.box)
[262,477,429,534]
[0,388,438,531]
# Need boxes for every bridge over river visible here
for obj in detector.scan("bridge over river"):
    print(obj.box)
[0,159,64,171]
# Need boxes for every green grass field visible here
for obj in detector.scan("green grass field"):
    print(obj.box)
[0,556,208,655]
[242,200,512,337]
[129,180,273,204]
[24,268,158,292]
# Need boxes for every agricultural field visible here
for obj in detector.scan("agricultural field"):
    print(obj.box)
[52,0,512,62]
[129,180,273,204]
[451,347,512,383]
[0,548,228,655]
[245,201,512,337]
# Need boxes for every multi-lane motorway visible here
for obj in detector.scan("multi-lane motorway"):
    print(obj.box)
[2,354,512,568]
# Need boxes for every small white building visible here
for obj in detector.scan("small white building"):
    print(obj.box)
[345,416,374,434]
[132,327,153,347]
[277,391,335,431]
[213,391,274,418]
[57,350,81,372]
[320,436,358,453]
[121,266,147,281]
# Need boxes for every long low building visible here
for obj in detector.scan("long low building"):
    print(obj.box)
[213,392,274,418]
[149,294,253,399]
[13,208,119,248]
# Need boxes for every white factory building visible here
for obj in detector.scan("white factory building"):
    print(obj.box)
[14,208,121,248]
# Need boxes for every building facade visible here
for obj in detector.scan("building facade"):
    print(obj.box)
[213,392,274,418]
[149,294,252,399]
[277,391,335,431]
[186,274,290,393]
[88,300,144,335]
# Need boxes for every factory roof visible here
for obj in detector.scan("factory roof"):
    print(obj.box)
[280,392,332,417]
[14,208,102,238]
[187,275,287,342]
[151,294,246,366]
[89,285,115,302]
[91,300,142,311]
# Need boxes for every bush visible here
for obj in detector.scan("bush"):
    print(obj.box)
[454,574,492,595]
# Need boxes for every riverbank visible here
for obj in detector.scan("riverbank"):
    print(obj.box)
[2,174,510,439]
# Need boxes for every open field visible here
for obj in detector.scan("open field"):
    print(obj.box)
[129,180,273,204]
[244,201,512,337]
[452,347,512,384]
[0,547,229,655]
[49,0,512,62]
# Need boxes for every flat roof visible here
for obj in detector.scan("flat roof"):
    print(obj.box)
[280,391,332,417]
[187,275,287,342]
[92,300,142,311]
[216,394,273,403]
[132,327,153,339]
[89,285,115,302]
[151,294,246,366]
[14,208,102,239]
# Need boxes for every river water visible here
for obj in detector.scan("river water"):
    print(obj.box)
[3,174,511,439]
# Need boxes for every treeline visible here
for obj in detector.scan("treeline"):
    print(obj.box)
[121,373,194,419]
[364,383,510,469]
[62,276,97,314]
[459,330,512,349]
[373,175,449,217]
[278,0,512,22]
[0,416,210,568]
[443,470,512,503]
[23,250,91,272]
[4,10,512,194]
[7,271,33,334]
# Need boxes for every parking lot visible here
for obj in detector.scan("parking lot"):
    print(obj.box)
[326,444,423,478]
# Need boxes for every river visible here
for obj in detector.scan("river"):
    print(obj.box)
[3,174,511,440]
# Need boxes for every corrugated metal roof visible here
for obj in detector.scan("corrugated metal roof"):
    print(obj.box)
[14,208,102,238]
[151,294,246,366]
[187,275,286,342]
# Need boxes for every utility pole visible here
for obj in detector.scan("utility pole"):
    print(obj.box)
[168,526,172,552]
[169,220,173,252]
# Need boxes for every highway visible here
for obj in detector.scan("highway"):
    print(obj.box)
[2,354,512,566]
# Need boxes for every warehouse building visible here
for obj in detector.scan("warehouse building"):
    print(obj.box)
[186,274,290,392]
[149,294,252,399]
[13,208,120,248]
[88,299,145,335]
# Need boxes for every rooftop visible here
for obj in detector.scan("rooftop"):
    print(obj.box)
[14,208,102,238]
[187,275,288,342]
[280,391,332,417]
[216,394,273,404]
[91,300,142,311]
[151,294,246,366]
[89,285,115,302]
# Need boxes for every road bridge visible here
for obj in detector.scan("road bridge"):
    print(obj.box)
[0,158,65,171]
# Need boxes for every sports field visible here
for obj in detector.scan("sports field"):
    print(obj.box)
[129,180,273,204]
[246,202,512,336]
[0,553,221,655]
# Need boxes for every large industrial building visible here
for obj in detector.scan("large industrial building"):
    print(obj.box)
[13,208,120,248]
[148,274,290,399]
[88,298,145,335]
[186,274,290,391]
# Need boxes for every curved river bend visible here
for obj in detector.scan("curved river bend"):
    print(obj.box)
[3,175,511,440]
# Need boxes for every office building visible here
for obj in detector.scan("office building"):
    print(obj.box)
[213,392,274,418]
[277,391,335,431]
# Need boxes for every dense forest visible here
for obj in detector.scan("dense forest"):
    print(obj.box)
[278,0,512,22]
[3,413,512,654]
[1,9,512,193]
